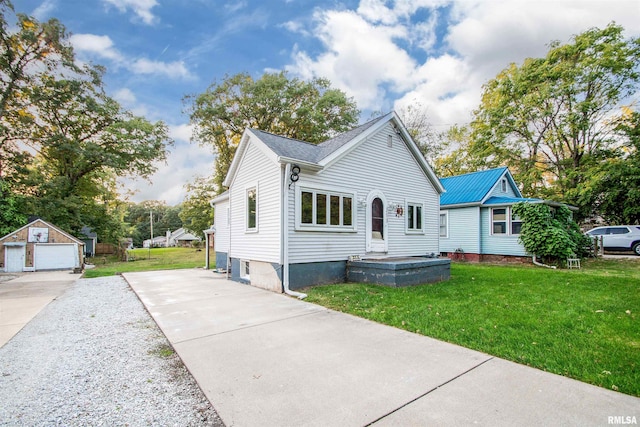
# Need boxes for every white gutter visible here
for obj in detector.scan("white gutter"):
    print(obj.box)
[282,163,307,299]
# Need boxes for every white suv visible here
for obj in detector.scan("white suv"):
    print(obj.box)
[586,225,640,256]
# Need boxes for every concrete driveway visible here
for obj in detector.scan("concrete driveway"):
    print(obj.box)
[124,269,640,427]
[0,271,78,347]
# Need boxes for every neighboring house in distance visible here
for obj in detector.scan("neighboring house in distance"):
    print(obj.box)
[439,167,569,262]
[211,112,446,292]
[80,226,97,258]
[166,228,201,247]
[0,219,84,272]
[143,236,166,248]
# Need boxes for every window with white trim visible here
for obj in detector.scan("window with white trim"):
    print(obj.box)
[406,202,424,233]
[492,207,522,236]
[439,212,448,238]
[246,187,257,231]
[492,208,507,234]
[297,187,355,231]
[500,178,507,193]
[511,211,522,235]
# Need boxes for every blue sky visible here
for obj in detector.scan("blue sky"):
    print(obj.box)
[19,0,640,205]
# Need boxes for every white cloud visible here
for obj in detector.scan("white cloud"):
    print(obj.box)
[113,88,137,104]
[169,124,194,144]
[31,0,57,20]
[131,58,193,80]
[286,0,640,127]
[70,33,193,80]
[102,0,159,25]
[69,34,123,61]
[287,9,417,109]
[121,139,214,205]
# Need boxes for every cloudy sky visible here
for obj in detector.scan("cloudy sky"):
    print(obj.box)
[19,0,640,205]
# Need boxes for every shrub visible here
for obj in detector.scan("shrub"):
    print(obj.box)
[512,202,591,263]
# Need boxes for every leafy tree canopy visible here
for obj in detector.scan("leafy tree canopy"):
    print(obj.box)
[0,3,173,241]
[464,23,640,220]
[179,176,215,238]
[185,71,360,191]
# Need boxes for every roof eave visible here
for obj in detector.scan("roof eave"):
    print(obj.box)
[277,156,323,172]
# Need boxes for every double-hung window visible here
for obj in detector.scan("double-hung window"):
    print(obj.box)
[406,202,424,233]
[297,186,355,231]
[439,212,448,238]
[246,187,257,232]
[491,207,521,235]
[492,208,507,234]
[511,211,522,235]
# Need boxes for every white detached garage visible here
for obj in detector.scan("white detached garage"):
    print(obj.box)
[0,219,84,272]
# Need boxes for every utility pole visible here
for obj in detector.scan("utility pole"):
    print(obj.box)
[149,210,153,260]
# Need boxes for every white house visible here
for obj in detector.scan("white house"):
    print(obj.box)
[165,228,201,247]
[211,112,446,292]
[439,167,571,262]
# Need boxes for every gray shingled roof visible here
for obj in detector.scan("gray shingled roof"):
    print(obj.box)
[251,113,389,164]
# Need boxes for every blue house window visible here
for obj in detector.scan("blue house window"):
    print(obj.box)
[492,208,507,234]
[492,207,521,235]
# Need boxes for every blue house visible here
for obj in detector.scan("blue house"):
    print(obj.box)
[438,167,566,262]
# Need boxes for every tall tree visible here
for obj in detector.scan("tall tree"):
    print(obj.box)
[185,71,360,190]
[0,0,77,175]
[468,23,640,217]
[0,4,172,239]
[179,176,215,238]
[580,110,640,224]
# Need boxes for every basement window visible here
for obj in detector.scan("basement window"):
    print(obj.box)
[240,260,250,280]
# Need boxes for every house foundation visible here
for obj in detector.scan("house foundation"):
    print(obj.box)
[347,257,451,287]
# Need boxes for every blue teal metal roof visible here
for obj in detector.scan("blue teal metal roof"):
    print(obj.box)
[484,196,540,205]
[440,167,509,206]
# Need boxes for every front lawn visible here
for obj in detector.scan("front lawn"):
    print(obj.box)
[83,247,210,278]
[304,259,640,397]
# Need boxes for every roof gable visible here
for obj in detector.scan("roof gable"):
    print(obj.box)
[0,219,84,245]
[223,112,444,194]
[440,167,524,206]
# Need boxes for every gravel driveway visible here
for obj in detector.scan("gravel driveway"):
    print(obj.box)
[0,275,224,426]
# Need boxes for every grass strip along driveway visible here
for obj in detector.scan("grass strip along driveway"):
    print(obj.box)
[83,248,207,278]
[305,259,640,397]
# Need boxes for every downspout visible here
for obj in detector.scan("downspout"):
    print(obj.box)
[227,193,231,280]
[532,254,557,269]
[282,162,307,299]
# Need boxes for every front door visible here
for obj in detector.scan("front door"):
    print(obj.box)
[366,191,388,253]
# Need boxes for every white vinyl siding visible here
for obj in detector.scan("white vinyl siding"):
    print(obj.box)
[439,207,480,254]
[288,122,440,263]
[213,199,230,253]
[480,208,527,256]
[228,140,281,263]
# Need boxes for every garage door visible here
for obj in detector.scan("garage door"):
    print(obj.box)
[34,244,78,271]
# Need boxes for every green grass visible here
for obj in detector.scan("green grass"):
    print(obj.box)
[304,259,640,396]
[83,247,211,278]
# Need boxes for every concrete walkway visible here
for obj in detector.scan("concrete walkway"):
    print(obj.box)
[0,271,78,347]
[124,269,640,427]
